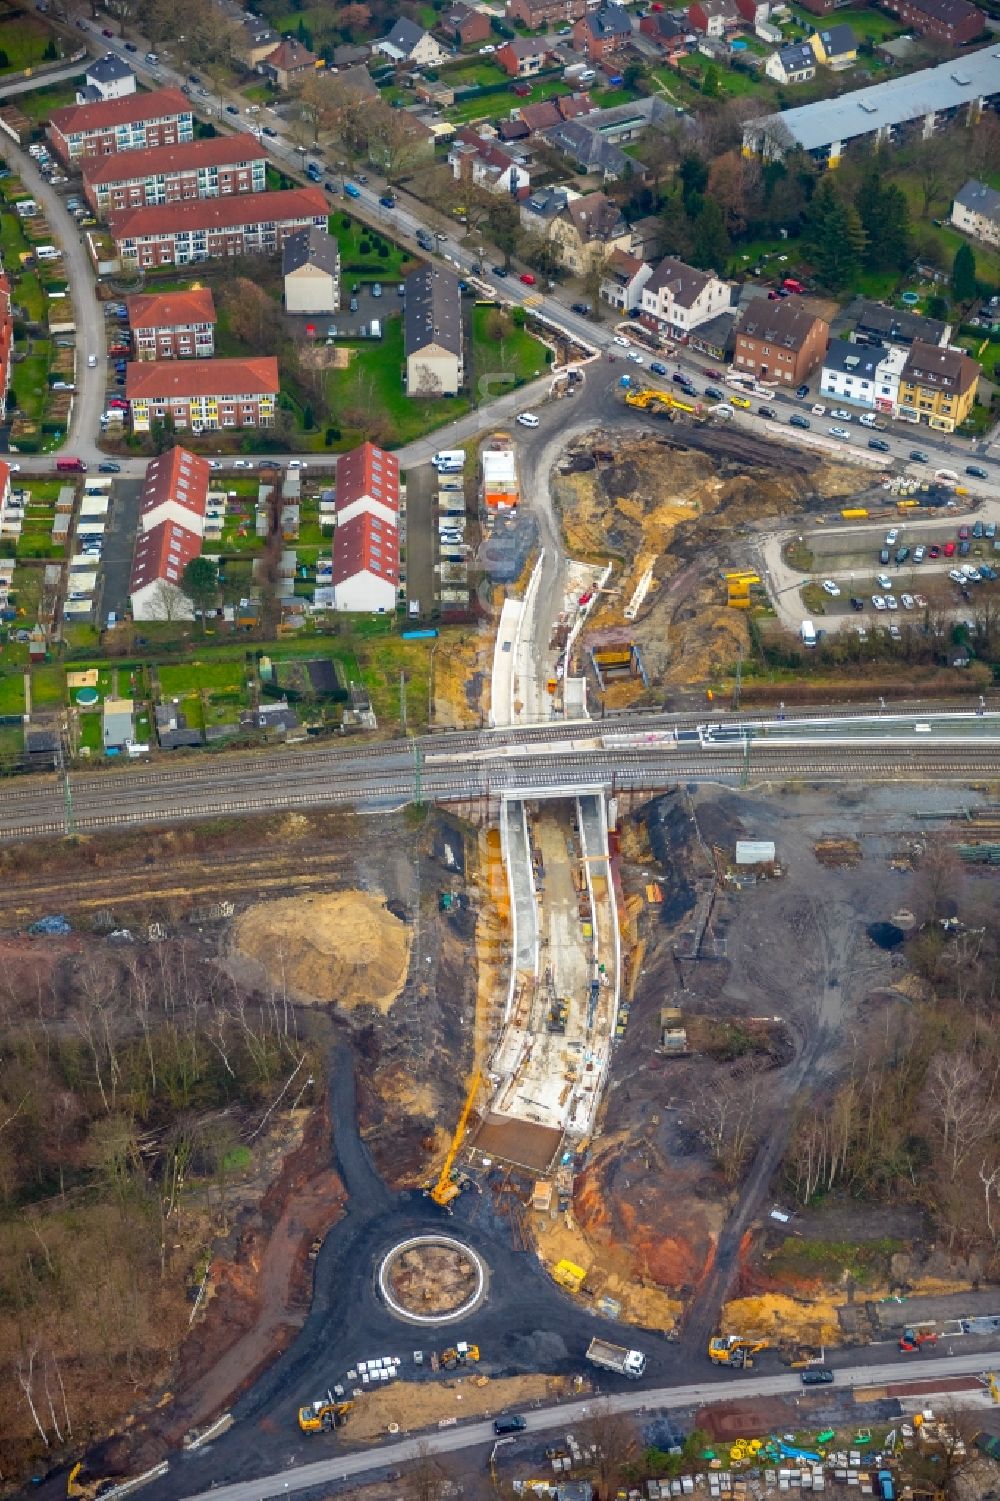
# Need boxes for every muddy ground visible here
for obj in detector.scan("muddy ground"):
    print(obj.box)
[567,779,1000,1346]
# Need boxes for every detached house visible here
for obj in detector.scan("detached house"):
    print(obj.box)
[78,53,136,104]
[497,36,552,76]
[808,23,857,65]
[573,7,634,59]
[440,2,491,46]
[639,11,690,60]
[283,225,341,313]
[640,256,733,339]
[600,250,654,312]
[450,128,531,194]
[260,37,320,89]
[765,42,816,83]
[688,0,740,36]
[549,191,633,273]
[952,178,1000,249]
[237,18,280,68]
[376,18,448,66]
[404,266,464,397]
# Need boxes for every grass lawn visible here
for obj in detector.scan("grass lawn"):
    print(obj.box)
[14,273,46,322]
[329,214,413,280]
[0,15,64,73]
[0,724,23,765]
[14,78,82,124]
[322,315,472,449]
[11,342,53,424]
[471,304,548,392]
[678,53,773,99]
[242,82,274,104]
[11,565,41,619]
[158,659,249,698]
[957,335,1000,379]
[442,59,506,87]
[0,672,25,716]
[589,87,637,109]
[78,712,102,755]
[31,664,64,707]
[840,8,906,39]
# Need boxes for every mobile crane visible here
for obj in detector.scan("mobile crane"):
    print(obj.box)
[424,1069,483,1211]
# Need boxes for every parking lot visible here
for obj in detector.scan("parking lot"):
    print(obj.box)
[96,478,141,625]
[287,280,406,344]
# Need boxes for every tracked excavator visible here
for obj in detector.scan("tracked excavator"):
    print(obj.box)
[424,1069,483,1211]
[67,1464,120,1499]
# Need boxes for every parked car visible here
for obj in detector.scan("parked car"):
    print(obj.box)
[517,412,539,427]
[913,546,925,563]
[830,408,852,421]
[885,529,899,546]
[705,386,724,401]
[943,541,956,557]
[795,383,809,399]
[519,272,536,285]
[850,597,865,611]
[226,104,239,114]
[872,595,887,610]
[966,464,988,479]
[789,414,810,429]
[650,361,667,376]
[868,438,890,453]
[821,579,840,597]
[98,462,120,473]
[909,449,929,463]
[828,426,850,440]
[758,405,778,420]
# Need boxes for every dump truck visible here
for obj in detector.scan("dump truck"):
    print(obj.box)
[708,1334,768,1367]
[298,1399,353,1433]
[586,1337,646,1379]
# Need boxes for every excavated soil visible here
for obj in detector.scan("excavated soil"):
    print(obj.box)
[344,1372,571,1442]
[233,892,412,1011]
[385,1244,480,1316]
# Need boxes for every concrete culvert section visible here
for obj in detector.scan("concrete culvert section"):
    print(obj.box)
[232,892,411,1010]
[379,1235,488,1325]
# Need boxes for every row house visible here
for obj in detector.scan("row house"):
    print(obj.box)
[639,256,733,338]
[506,0,594,27]
[0,274,12,422]
[109,187,329,269]
[81,135,269,216]
[897,340,980,432]
[48,87,192,164]
[497,37,552,76]
[600,250,654,312]
[126,288,217,360]
[882,0,983,46]
[332,441,400,614]
[125,356,280,433]
[819,337,907,412]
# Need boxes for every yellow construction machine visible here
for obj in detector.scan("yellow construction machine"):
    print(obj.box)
[624,387,674,416]
[708,1334,769,1368]
[298,1398,354,1433]
[440,1342,480,1369]
[425,1069,483,1211]
[67,1465,119,1500]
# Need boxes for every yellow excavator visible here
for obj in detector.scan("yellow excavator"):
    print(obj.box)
[425,1068,483,1211]
[298,1398,354,1433]
[624,387,674,416]
[67,1465,119,1500]
[708,1334,769,1368]
[440,1341,480,1369]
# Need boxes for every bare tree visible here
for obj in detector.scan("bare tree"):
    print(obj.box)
[581,1402,638,1501]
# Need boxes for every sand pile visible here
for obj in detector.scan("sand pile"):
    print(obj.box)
[233,892,411,1011]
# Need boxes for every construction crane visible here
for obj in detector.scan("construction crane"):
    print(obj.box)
[297,1397,354,1433]
[708,1334,769,1368]
[425,1068,483,1210]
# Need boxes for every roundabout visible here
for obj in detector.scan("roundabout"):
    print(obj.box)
[378,1234,488,1325]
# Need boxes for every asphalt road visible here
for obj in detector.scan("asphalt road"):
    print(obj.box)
[169,1348,1000,1501]
[2,709,999,841]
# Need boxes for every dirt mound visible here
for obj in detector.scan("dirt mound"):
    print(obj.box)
[233,892,411,1010]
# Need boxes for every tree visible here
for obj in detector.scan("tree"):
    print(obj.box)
[857,168,911,273]
[690,199,729,273]
[951,241,977,303]
[701,62,720,97]
[581,1403,638,1501]
[803,176,866,291]
[146,579,190,623]
[181,556,219,632]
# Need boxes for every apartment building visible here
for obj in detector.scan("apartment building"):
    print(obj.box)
[81,135,268,216]
[896,339,980,432]
[639,256,733,338]
[126,288,217,360]
[819,337,907,412]
[48,87,193,163]
[124,357,280,432]
[332,441,400,613]
[733,296,829,385]
[506,0,591,27]
[109,187,328,269]
[130,446,210,620]
[404,266,464,398]
[882,0,983,46]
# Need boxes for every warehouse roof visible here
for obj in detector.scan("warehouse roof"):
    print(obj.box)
[748,44,1000,153]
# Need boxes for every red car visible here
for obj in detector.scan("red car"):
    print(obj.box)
[928,544,941,559]
[520,272,536,285]
[702,368,719,379]
[958,525,970,539]
[943,541,956,557]
[511,82,531,96]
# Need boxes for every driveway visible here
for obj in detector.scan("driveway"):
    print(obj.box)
[97,477,142,624]
[0,135,106,464]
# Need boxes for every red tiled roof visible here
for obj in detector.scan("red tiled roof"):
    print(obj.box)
[109,186,327,240]
[335,440,399,515]
[0,458,10,496]
[50,86,190,138]
[332,511,399,587]
[82,134,268,186]
[262,37,318,69]
[130,517,202,593]
[125,356,280,400]
[140,446,210,527]
[126,288,217,330]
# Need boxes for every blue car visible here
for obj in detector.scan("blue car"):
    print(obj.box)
[650,361,667,376]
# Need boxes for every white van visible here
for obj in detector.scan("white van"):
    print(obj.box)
[433,449,465,472]
[801,619,817,648]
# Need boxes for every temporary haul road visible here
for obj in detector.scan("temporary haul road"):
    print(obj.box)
[2,710,1000,840]
[164,1351,1000,1501]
